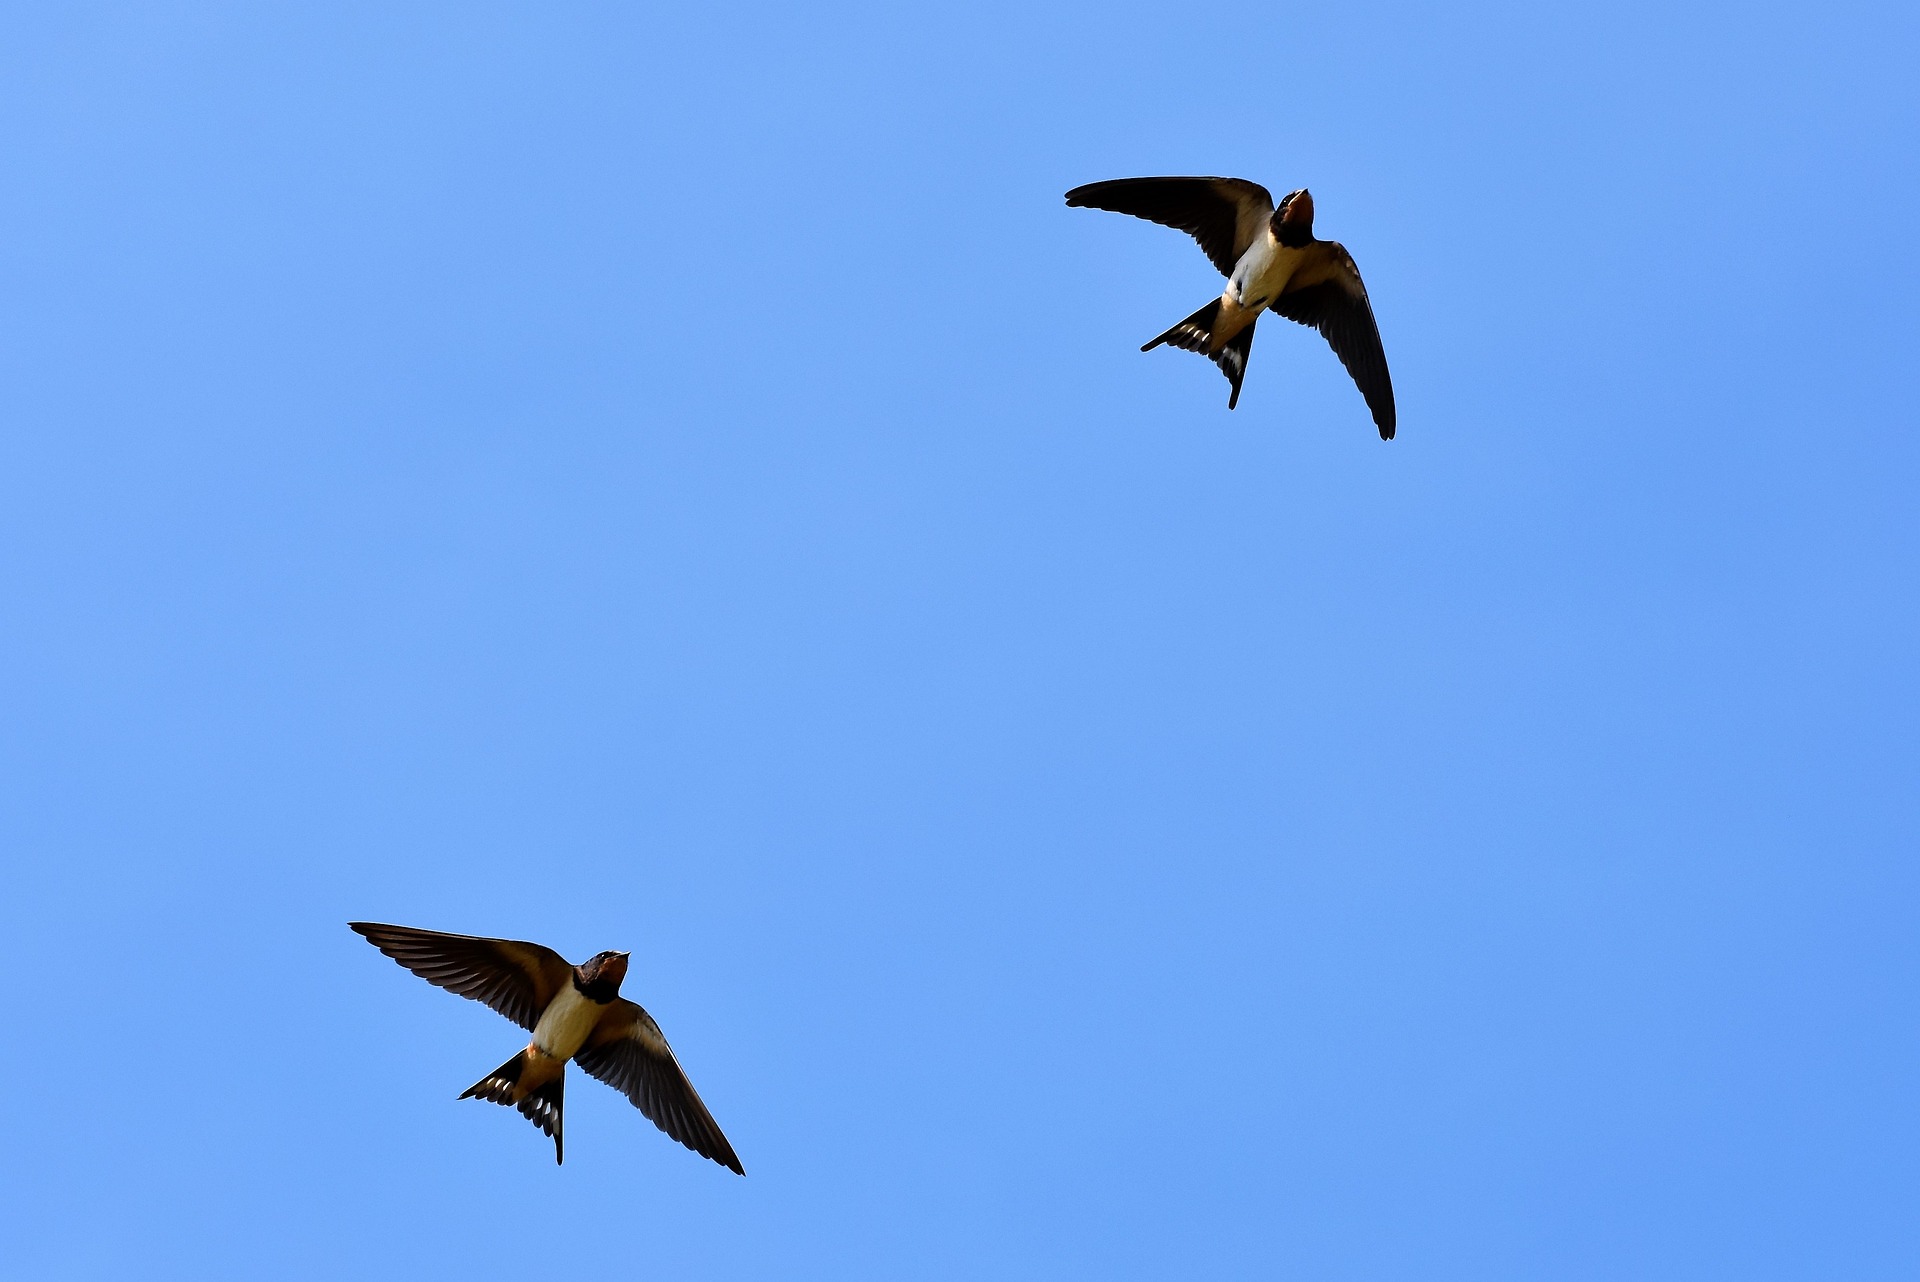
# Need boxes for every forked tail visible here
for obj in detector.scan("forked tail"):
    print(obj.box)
[1142,299,1257,409]
[461,1050,566,1164]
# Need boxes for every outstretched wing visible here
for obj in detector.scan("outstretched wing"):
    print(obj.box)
[348,922,574,1031]
[1065,177,1274,277]
[1271,242,1396,438]
[575,998,745,1174]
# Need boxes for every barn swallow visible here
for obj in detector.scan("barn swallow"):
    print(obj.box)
[1065,177,1396,435]
[349,922,743,1171]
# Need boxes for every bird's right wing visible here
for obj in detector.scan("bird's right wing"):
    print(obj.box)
[1270,242,1397,438]
[1065,177,1274,277]
[575,998,745,1174]
[348,922,574,1031]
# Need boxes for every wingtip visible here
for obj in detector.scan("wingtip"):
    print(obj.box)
[699,1137,746,1175]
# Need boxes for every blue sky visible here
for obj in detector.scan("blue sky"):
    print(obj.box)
[2,2,1916,1277]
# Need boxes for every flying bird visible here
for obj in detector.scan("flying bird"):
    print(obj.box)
[349,921,743,1171]
[1065,177,1395,434]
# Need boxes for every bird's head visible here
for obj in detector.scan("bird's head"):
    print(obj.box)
[575,950,630,1000]
[1273,188,1315,247]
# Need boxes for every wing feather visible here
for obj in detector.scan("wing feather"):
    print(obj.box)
[348,922,573,1031]
[575,998,745,1174]
[1271,243,1397,438]
[1065,177,1273,276]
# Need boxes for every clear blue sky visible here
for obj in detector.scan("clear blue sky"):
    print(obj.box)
[3,3,1916,1277]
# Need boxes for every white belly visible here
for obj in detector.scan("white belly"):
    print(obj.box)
[1230,239,1309,311]
[531,985,602,1060]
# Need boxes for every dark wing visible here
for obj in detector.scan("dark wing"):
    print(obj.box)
[1271,242,1396,438]
[1065,177,1274,277]
[348,922,573,1031]
[575,998,744,1174]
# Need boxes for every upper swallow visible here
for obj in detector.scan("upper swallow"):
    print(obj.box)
[1065,177,1396,435]
[349,921,743,1171]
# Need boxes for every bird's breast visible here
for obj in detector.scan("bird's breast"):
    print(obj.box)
[531,986,604,1061]
[1231,239,1308,310]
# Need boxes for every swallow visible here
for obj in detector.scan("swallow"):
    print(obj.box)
[1065,177,1395,434]
[349,922,743,1171]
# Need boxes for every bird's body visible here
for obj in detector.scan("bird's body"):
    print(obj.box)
[531,982,607,1063]
[349,921,743,1172]
[485,982,605,1104]
[1204,288,1262,354]
[1065,177,1396,434]
[1222,235,1305,334]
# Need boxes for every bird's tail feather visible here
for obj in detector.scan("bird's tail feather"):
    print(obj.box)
[1142,299,1220,354]
[1142,300,1256,409]
[461,1050,566,1164]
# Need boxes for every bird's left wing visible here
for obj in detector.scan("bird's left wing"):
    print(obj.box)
[1065,177,1274,277]
[349,922,574,1031]
[575,998,745,1174]
[1271,242,1397,438]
